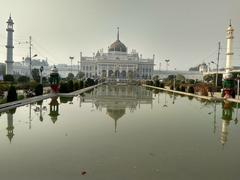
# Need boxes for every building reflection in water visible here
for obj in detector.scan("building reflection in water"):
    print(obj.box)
[2,85,240,145]
[6,108,16,143]
[220,101,234,146]
[49,97,60,124]
[79,85,153,132]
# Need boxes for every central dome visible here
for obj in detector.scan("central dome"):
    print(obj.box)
[109,40,127,52]
[108,28,127,53]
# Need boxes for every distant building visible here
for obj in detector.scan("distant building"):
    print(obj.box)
[153,70,203,80]
[189,62,208,72]
[199,63,208,73]
[80,28,154,80]
[11,58,79,78]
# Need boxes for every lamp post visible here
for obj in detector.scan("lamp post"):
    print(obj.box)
[30,54,37,79]
[211,60,219,87]
[173,75,176,91]
[69,56,74,74]
[40,66,44,85]
[237,74,240,100]
[158,62,161,79]
[165,59,170,71]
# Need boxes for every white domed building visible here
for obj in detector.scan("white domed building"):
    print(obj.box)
[80,28,154,81]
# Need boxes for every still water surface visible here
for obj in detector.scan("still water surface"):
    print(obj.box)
[0,85,240,180]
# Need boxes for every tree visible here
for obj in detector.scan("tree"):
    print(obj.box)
[67,73,74,80]
[167,75,175,81]
[7,86,17,102]
[4,74,14,82]
[153,75,159,81]
[32,68,40,82]
[76,72,85,79]
[203,74,213,83]
[85,78,95,87]
[17,76,30,83]
[176,74,185,82]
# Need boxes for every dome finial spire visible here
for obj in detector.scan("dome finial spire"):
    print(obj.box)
[229,19,232,26]
[117,27,119,41]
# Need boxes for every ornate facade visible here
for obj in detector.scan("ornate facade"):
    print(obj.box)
[81,28,154,80]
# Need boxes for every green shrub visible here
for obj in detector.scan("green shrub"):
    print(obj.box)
[188,86,195,94]
[59,82,68,93]
[17,76,30,83]
[73,81,80,91]
[84,78,95,87]
[29,80,38,89]
[0,98,7,104]
[7,86,17,102]
[146,80,154,86]
[34,84,43,96]
[4,74,14,82]
[154,80,160,87]
[79,80,84,89]
[67,80,74,92]
[0,83,10,92]
[159,82,164,88]
[18,95,25,100]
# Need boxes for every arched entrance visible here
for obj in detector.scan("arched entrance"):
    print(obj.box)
[115,70,120,79]
[102,70,107,78]
[108,70,114,78]
[128,70,133,80]
[121,71,127,79]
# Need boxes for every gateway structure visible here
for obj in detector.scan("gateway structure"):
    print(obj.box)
[81,28,154,81]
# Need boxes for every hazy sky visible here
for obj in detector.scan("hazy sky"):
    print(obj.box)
[0,0,239,70]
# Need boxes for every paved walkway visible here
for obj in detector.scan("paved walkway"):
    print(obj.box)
[143,85,240,103]
[0,84,100,113]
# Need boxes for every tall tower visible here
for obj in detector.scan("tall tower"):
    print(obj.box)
[225,21,234,76]
[222,21,235,98]
[5,15,14,75]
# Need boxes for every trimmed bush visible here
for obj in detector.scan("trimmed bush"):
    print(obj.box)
[180,85,186,92]
[154,80,160,87]
[188,86,195,94]
[73,81,80,91]
[67,80,74,92]
[59,82,68,93]
[79,80,84,89]
[18,76,30,83]
[4,75,14,82]
[159,82,164,88]
[7,86,17,102]
[34,84,43,96]
[18,95,25,100]
[29,80,38,89]
[85,78,95,87]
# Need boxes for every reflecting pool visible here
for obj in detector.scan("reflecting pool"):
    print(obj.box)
[0,85,240,180]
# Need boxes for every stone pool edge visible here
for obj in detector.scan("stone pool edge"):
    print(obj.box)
[0,84,101,113]
[142,84,240,103]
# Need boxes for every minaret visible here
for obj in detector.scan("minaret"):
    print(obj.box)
[5,15,14,75]
[225,20,234,76]
[117,27,119,41]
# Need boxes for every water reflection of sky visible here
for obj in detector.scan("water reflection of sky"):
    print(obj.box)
[0,85,240,179]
